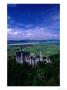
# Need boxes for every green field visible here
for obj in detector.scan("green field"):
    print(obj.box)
[8,44,60,57]
[7,43,60,86]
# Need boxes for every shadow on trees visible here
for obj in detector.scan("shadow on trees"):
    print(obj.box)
[7,54,60,86]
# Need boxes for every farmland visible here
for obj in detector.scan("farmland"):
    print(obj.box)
[7,43,60,58]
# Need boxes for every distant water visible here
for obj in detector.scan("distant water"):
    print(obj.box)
[8,40,60,46]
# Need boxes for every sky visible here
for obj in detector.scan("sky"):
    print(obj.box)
[7,4,60,40]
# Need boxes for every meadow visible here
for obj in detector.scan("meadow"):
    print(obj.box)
[7,43,60,57]
[7,43,60,86]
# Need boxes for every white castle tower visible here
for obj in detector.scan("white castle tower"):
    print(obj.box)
[40,51,43,61]
[20,46,23,63]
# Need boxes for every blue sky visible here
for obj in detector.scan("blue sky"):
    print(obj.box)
[7,4,60,40]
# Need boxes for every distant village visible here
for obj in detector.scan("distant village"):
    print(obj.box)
[16,47,52,67]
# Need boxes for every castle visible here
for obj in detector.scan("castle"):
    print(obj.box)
[16,48,52,66]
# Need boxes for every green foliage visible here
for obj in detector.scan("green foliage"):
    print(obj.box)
[7,43,60,86]
[8,44,59,56]
[7,54,60,86]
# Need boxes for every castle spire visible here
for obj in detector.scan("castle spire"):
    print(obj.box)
[40,51,43,61]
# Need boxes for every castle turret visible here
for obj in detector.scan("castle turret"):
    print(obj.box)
[40,51,43,61]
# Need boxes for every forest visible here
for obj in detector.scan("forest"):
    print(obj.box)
[7,54,60,86]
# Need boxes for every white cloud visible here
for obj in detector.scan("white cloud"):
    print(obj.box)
[7,25,59,40]
[7,16,11,20]
[27,32,32,36]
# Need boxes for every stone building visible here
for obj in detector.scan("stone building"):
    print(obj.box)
[16,51,52,66]
[16,51,30,63]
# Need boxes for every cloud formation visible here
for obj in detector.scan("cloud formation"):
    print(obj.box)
[7,25,59,40]
[7,4,60,40]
